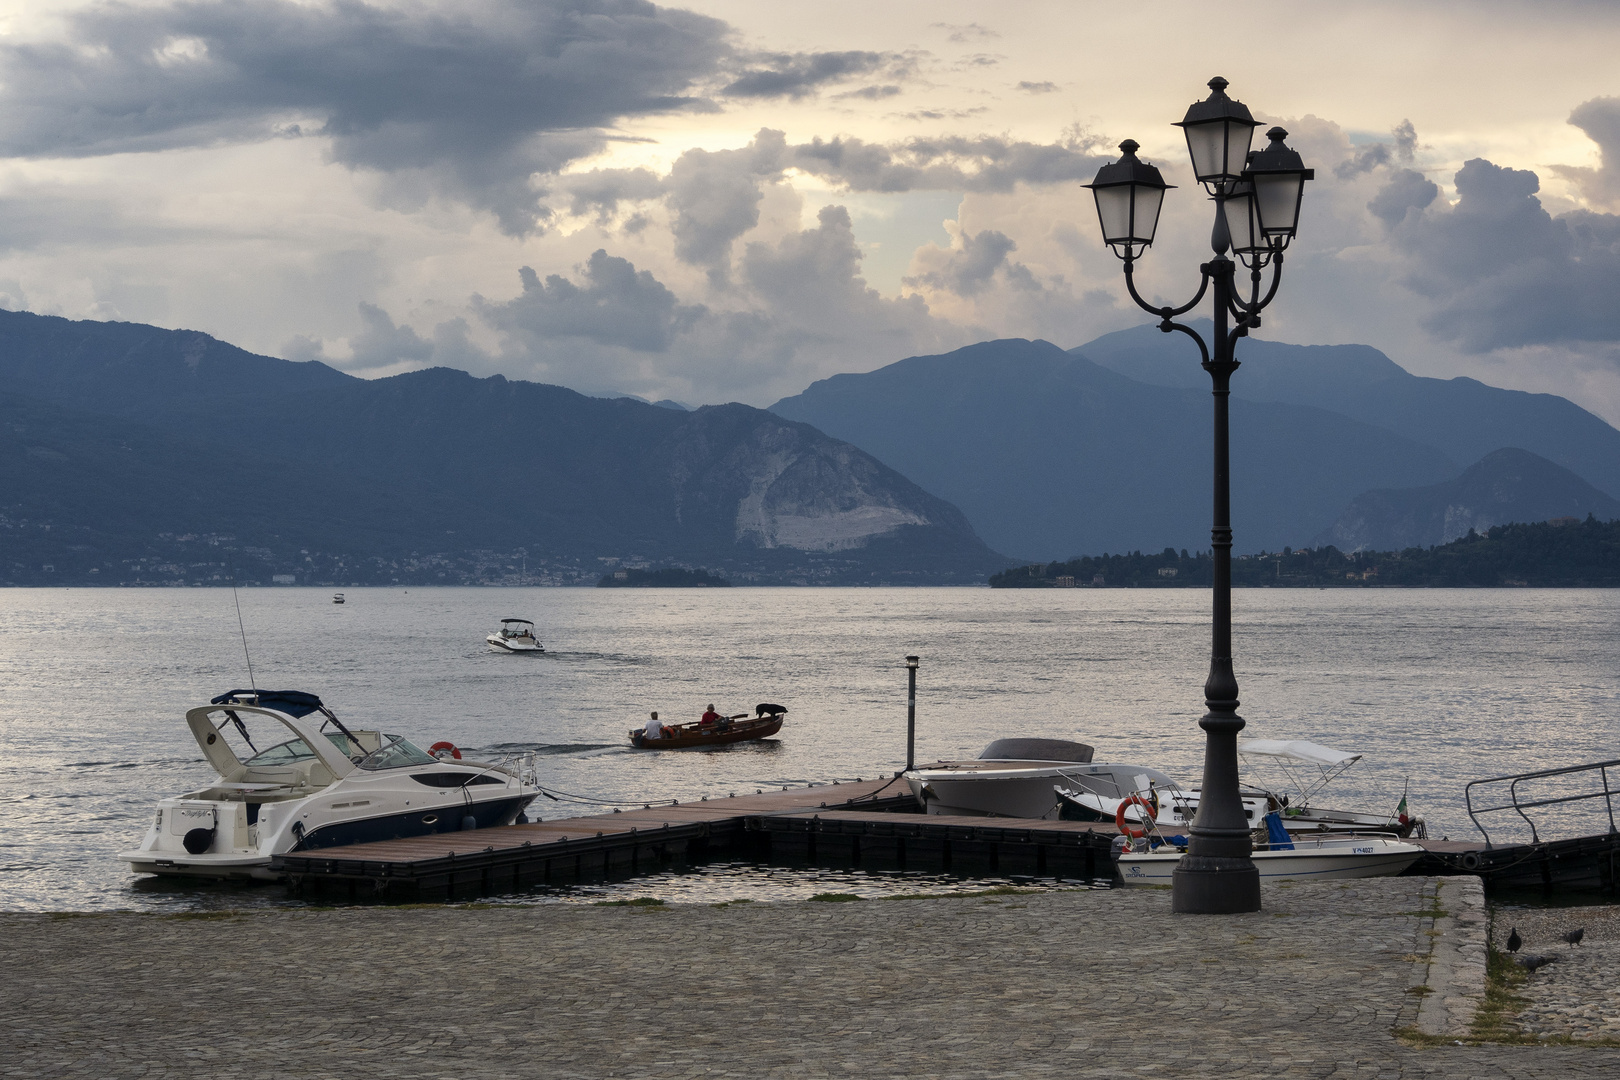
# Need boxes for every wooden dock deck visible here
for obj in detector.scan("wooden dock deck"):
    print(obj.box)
[272,775,1620,900]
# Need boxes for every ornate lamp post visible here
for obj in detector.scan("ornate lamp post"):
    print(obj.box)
[1084,77,1313,914]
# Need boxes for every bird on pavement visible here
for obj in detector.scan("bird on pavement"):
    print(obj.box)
[1518,953,1559,973]
[1506,926,1522,953]
[1563,927,1585,947]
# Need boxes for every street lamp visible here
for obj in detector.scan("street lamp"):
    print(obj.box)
[1084,77,1313,915]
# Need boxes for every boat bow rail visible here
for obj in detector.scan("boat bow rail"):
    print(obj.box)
[1465,758,1620,848]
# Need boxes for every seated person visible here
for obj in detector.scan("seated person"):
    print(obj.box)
[643,711,666,739]
[700,704,721,729]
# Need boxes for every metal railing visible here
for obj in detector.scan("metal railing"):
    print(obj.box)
[1464,758,1620,847]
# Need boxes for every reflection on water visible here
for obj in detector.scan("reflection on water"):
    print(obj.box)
[2,586,1618,912]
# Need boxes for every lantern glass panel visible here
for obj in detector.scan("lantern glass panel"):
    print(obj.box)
[1132,185,1165,243]
[1222,185,1262,253]
[1253,172,1304,237]
[1221,121,1257,180]
[1093,185,1135,244]
[1183,123,1227,182]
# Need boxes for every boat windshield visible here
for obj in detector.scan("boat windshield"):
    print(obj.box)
[243,733,354,767]
[357,734,437,771]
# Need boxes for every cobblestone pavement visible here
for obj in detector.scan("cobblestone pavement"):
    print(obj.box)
[7,877,1619,1079]
[1493,904,1620,1041]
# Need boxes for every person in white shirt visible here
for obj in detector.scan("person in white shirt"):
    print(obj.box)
[643,711,666,739]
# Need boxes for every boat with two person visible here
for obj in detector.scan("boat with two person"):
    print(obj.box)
[903,736,1422,838]
[486,618,544,653]
[117,689,542,880]
[630,703,787,750]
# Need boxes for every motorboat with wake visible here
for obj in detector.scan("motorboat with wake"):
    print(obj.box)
[1114,812,1424,884]
[903,739,1180,819]
[118,689,542,880]
[487,618,543,653]
[1055,738,1423,837]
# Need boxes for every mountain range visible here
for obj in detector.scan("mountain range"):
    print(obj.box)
[0,310,1001,585]
[772,325,1620,559]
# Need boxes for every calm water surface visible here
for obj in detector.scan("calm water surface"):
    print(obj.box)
[2,587,1616,912]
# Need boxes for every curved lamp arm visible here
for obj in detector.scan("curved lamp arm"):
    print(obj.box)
[1230,250,1284,317]
[1159,318,1211,365]
[1124,257,1211,320]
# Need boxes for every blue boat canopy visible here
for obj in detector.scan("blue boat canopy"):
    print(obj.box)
[210,689,327,718]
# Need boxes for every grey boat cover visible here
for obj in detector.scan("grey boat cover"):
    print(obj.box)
[978,738,1094,763]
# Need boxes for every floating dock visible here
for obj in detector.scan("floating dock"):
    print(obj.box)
[272,775,1620,901]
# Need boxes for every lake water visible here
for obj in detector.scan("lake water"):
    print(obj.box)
[3,587,1617,912]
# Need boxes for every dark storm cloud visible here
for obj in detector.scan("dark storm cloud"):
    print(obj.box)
[1367,167,1439,227]
[482,249,705,352]
[1395,158,1620,351]
[722,51,903,100]
[0,0,730,234]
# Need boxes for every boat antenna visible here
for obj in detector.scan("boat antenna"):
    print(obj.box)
[230,567,257,694]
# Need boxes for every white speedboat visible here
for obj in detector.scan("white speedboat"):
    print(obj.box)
[487,618,543,653]
[333,593,344,604]
[118,690,541,880]
[904,739,1180,820]
[1115,831,1424,885]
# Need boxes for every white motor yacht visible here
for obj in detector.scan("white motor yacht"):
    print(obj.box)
[903,739,1180,820]
[118,690,542,880]
[487,618,543,653]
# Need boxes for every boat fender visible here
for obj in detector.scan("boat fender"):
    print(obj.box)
[1114,793,1159,839]
[182,827,215,855]
[1461,852,1481,871]
[430,741,462,760]
[460,814,478,831]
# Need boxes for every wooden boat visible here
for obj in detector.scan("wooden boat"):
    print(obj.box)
[629,710,784,750]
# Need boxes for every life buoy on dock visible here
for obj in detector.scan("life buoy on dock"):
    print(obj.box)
[1115,793,1159,838]
[429,741,462,760]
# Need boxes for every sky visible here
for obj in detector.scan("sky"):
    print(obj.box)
[2,0,1620,423]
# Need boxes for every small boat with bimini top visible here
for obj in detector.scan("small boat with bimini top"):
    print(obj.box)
[487,618,543,653]
[630,704,786,749]
[117,689,541,880]
[1114,812,1424,884]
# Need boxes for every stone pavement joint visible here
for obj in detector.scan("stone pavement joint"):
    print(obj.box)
[6,877,1619,1079]
[1414,876,1488,1037]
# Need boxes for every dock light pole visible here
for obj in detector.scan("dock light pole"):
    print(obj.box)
[906,655,919,772]
[1083,77,1313,914]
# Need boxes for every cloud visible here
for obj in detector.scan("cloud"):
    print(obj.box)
[722,51,906,100]
[1367,167,1439,227]
[483,249,705,352]
[931,22,999,42]
[1392,158,1620,351]
[1334,119,1419,179]
[0,0,729,235]
[1552,96,1620,210]
[1016,81,1059,95]
[903,228,1020,296]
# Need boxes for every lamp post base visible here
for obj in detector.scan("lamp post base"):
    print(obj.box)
[1171,855,1261,914]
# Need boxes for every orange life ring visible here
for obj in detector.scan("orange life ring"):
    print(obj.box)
[1114,792,1159,838]
[429,741,461,760]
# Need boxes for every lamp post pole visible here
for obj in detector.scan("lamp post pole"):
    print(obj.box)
[905,655,919,772]
[1084,78,1313,914]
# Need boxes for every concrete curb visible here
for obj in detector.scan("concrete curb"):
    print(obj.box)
[1416,875,1489,1037]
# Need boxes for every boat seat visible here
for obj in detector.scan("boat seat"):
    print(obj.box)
[241,767,300,787]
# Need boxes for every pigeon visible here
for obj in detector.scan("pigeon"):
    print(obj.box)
[1506,926,1522,953]
[1563,927,1585,947]
[1518,953,1559,973]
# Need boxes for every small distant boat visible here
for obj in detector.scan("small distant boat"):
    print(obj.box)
[487,618,543,653]
[630,706,785,750]
[332,593,345,604]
